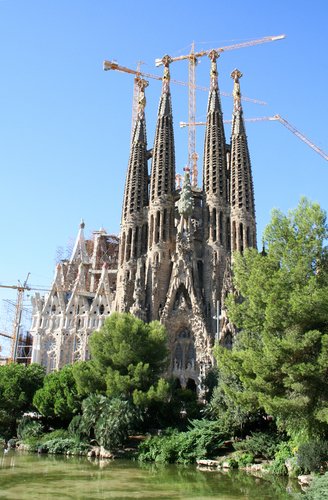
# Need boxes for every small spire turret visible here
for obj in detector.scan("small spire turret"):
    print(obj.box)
[70,220,89,264]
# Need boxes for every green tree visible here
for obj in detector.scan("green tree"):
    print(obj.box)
[33,364,81,424]
[82,313,169,405]
[217,198,328,441]
[79,394,139,451]
[72,360,106,396]
[0,363,45,438]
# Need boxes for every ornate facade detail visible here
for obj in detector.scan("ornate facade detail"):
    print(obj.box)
[30,227,119,372]
[31,62,257,394]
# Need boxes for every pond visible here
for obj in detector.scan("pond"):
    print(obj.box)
[0,451,301,499]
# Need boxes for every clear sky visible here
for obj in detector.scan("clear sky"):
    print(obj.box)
[0,0,327,328]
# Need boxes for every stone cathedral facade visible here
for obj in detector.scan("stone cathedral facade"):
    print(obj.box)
[31,53,256,393]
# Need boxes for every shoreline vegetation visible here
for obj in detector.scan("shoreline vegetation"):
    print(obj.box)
[2,199,328,499]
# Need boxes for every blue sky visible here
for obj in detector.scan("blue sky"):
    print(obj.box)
[0,0,327,328]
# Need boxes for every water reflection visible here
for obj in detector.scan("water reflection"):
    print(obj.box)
[0,451,299,499]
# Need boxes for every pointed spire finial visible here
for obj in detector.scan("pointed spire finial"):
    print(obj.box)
[135,77,149,118]
[208,50,219,90]
[231,69,243,113]
[161,55,172,94]
[80,218,85,229]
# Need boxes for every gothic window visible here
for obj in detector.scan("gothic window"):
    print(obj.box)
[232,221,237,251]
[133,226,139,258]
[163,208,167,241]
[149,215,154,249]
[212,208,217,241]
[186,343,195,369]
[239,223,244,253]
[155,211,160,244]
[226,217,231,252]
[174,343,183,370]
[173,285,192,311]
[246,226,251,248]
[219,211,223,245]
[99,304,105,315]
[127,228,132,261]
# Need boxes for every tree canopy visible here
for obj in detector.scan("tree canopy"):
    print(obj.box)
[0,363,45,437]
[216,198,328,441]
[74,313,169,406]
[33,364,81,423]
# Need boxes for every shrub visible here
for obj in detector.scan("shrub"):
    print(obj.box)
[138,419,226,464]
[297,441,328,474]
[269,442,293,476]
[300,472,328,500]
[233,432,279,460]
[17,417,44,441]
[236,452,255,467]
[42,437,89,455]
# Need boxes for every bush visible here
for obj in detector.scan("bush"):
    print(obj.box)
[233,432,279,460]
[236,452,255,467]
[300,472,328,499]
[42,437,89,455]
[297,441,328,474]
[17,417,44,441]
[269,442,293,476]
[138,419,226,464]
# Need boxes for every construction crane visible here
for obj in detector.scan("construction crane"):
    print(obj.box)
[0,276,50,362]
[180,115,328,162]
[103,59,265,136]
[155,34,286,186]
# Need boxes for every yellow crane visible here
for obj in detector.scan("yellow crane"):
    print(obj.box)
[103,59,265,139]
[180,115,328,162]
[155,34,286,186]
[0,276,50,362]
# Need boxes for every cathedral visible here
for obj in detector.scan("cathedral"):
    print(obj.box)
[30,52,256,393]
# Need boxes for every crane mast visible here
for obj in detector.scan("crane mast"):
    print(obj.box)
[0,277,50,363]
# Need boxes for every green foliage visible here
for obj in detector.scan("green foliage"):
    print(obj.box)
[41,437,89,455]
[33,365,81,424]
[0,363,45,437]
[17,417,44,441]
[72,361,106,396]
[79,394,140,451]
[235,452,255,467]
[269,442,293,476]
[90,313,168,376]
[233,432,279,459]
[297,441,328,473]
[138,419,226,464]
[217,199,328,440]
[300,472,328,500]
[73,314,168,406]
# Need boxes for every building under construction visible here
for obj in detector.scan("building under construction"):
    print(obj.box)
[30,49,257,393]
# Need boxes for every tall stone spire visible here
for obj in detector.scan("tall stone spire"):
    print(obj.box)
[116,78,150,313]
[202,51,230,334]
[146,56,176,320]
[122,78,149,223]
[149,55,175,202]
[203,51,228,204]
[230,69,257,252]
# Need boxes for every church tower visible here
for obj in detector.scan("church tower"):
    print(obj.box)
[230,69,257,252]
[146,57,176,321]
[202,51,230,332]
[115,78,150,318]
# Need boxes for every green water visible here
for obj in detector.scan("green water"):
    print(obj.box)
[0,451,300,499]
